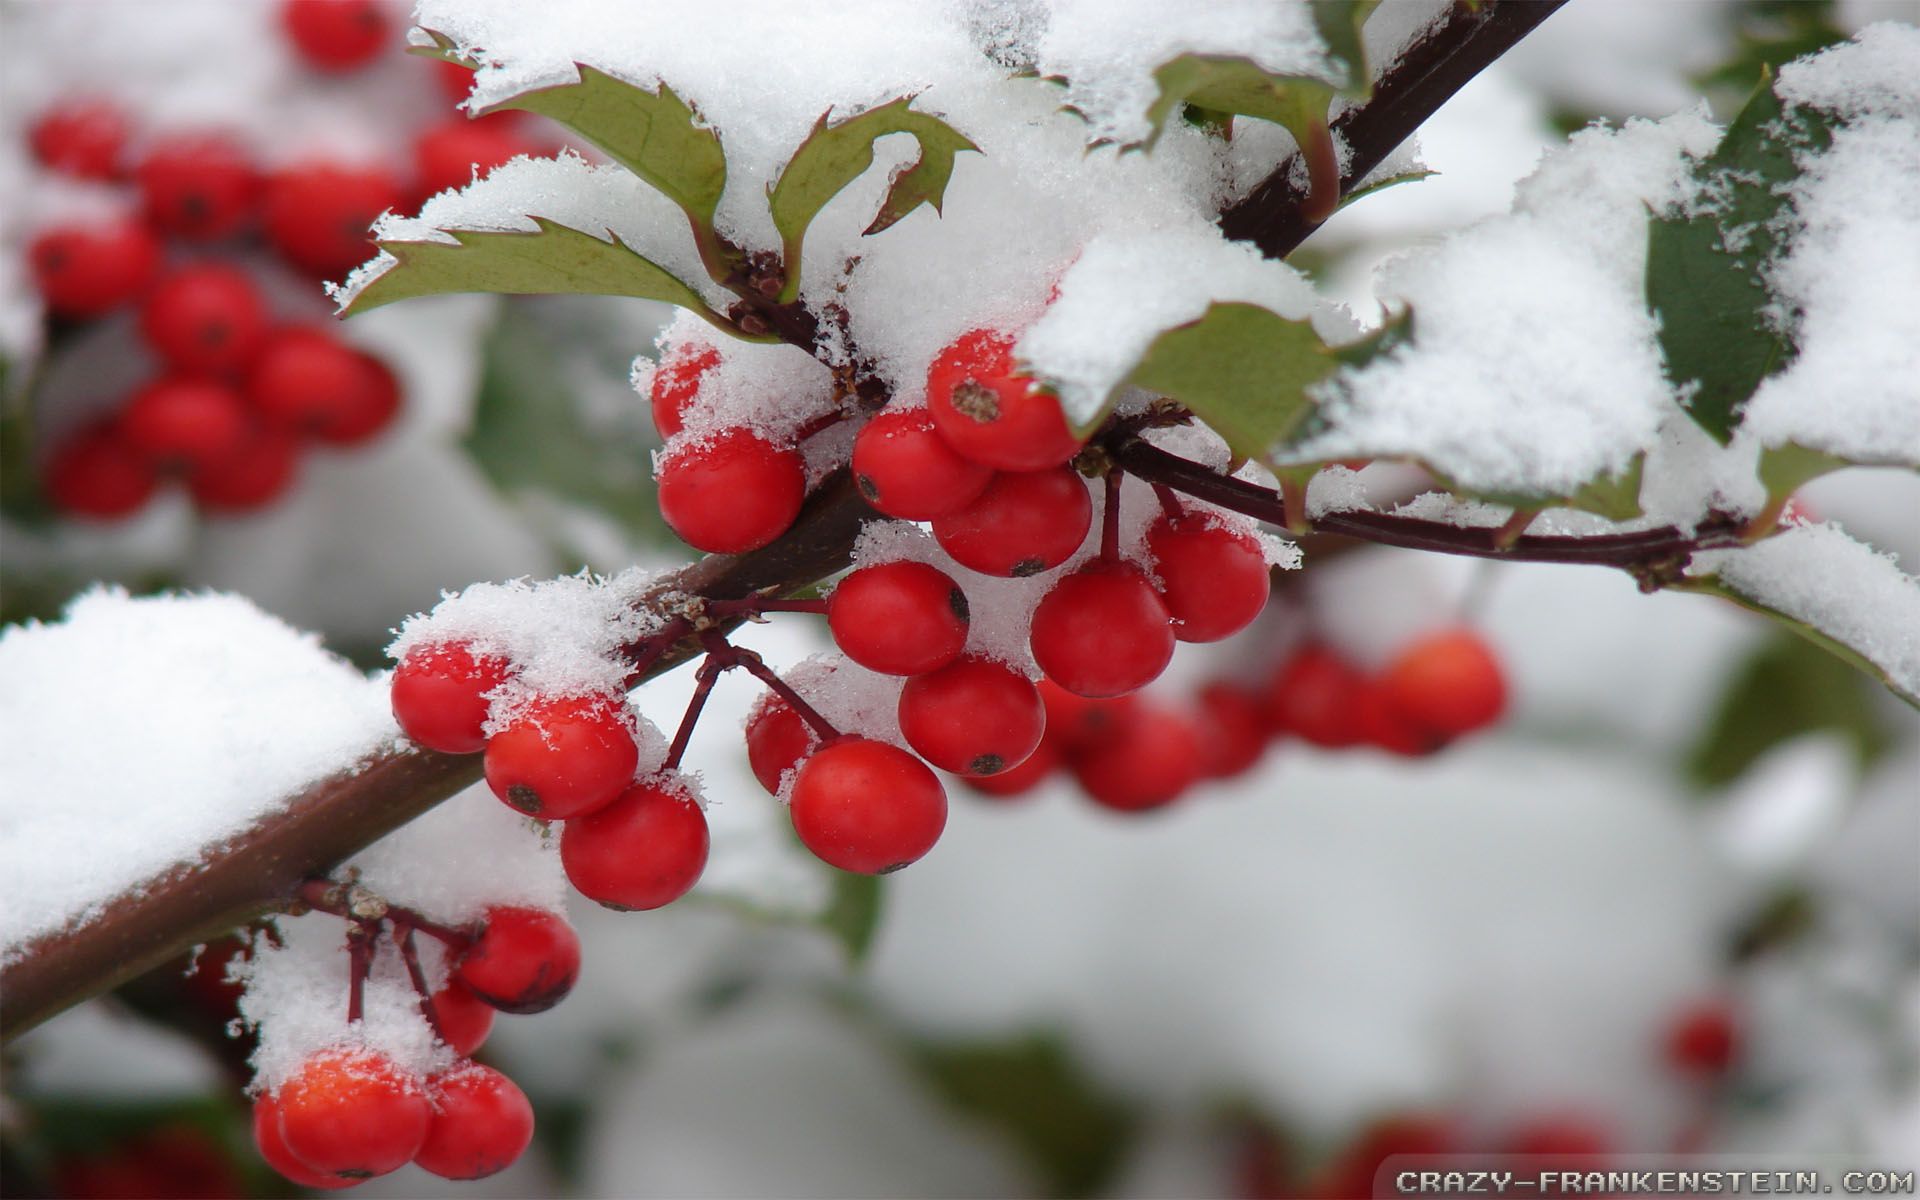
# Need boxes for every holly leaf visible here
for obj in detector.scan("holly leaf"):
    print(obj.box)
[463,299,671,556]
[1119,302,1340,459]
[1646,75,1834,443]
[1138,54,1336,154]
[1310,0,1382,96]
[768,96,978,302]
[816,871,884,965]
[342,218,759,339]
[1686,630,1891,789]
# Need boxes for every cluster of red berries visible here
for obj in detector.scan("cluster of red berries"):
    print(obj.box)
[26,1,548,520]
[390,641,711,911]
[252,902,579,1187]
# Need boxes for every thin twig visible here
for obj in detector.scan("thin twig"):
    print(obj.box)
[397,928,448,1046]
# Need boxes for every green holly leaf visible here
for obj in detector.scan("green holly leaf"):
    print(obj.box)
[1646,75,1834,444]
[1111,302,1340,460]
[342,218,760,339]
[816,871,884,965]
[1310,0,1382,96]
[416,35,737,282]
[914,1034,1139,1199]
[1686,630,1891,789]
[463,299,671,558]
[1139,54,1336,155]
[768,96,979,302]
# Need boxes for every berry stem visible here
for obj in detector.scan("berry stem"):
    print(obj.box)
[385,908,473,955]
[396,928,448,1046]
[345,923,372,1026]
[706,632,841,742]
[663,655,727,773]
[619,616,694,686]
[1100,471,1124,562]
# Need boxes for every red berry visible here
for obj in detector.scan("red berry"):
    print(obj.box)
[264,162,405,278]
[1146,514,1270,642]
[390,641,513,754]
[1665,998,1740,1077]
[1072,701,1203,813]
[274,1048,431,1182]
[29,222,160,318]
[1310,1115,1455,1200]
[1265,644,1365,748]
[789,737,947,874]
[561,777,710,910]
[415,1062,535,1181]
[44,423,157,519]
[1197,683,1268,779]
[29,98,128,180]
[852,407,994,520]
[1036,678,1106,753]
[931,466,1091,577]
[187,424,300,514]
[482,694,638,820]
[139,265,269,377]
[281,0,390,72]
[247,327,401,445]
[436,59,479,107]
[964,733,1062,799]
[926,329,1082,470]
[1379,629,1507,737]
[656,428,806,554]
[898,656,1044,777]
[649,342,720,440]
[136,134,259,241]
[1029,561,1174,698]
[1354,678,1447,757]
[1505,1115,1613,1165]
[745,693,817,795]
[428,982,495,1057]
[252,1093,359,1190]
[413,118,531,199]
[455,905,581,1014]
[827,561,970,676]
[122,378,251,472]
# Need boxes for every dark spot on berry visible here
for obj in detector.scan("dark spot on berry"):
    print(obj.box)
[947,586,970,623]
[877,861,910,875]
[856,473,880,502]
[505,784,543,815]
[969,753,1004,775]
[339,1168,375,1180]
[951,380,999,424]
[1011,556,1046,577]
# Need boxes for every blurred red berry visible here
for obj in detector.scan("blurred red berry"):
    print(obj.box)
[281,0,391,72]
[29,221,160,318]
[29,97,129,180]
[136,134,259,241]
[263,162,404,278]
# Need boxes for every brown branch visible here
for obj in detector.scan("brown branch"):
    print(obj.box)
[1218,0,1568,257]
[1114,438,1748,573]
[0,5,1562,1041]
[0,473,874,1040]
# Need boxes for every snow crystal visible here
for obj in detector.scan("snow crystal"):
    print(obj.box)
[0,589,398,960]
[1034,0,1336,146]
[1741,25,1920,468]
[1693,523,1920,701]
[1018,226,1329,427]
[1299,110,1721,500]
[1390,492,1515,529]
[1304,464,1371,518]
[388,566,664,717]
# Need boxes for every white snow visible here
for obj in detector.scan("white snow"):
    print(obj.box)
[1298,110,1722,500]
[0,589,399,960]
[1694,523,1920,702]
[1741,25,1920,469]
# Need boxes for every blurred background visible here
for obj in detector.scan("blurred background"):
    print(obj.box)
[2,1,1917,1196]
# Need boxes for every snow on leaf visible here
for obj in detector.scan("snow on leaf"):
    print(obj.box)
[342,218,755,337]
[1689,524,1920,710]
[768,96,980,302]
[1646,77,1831,445]
[448,55,734,275]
